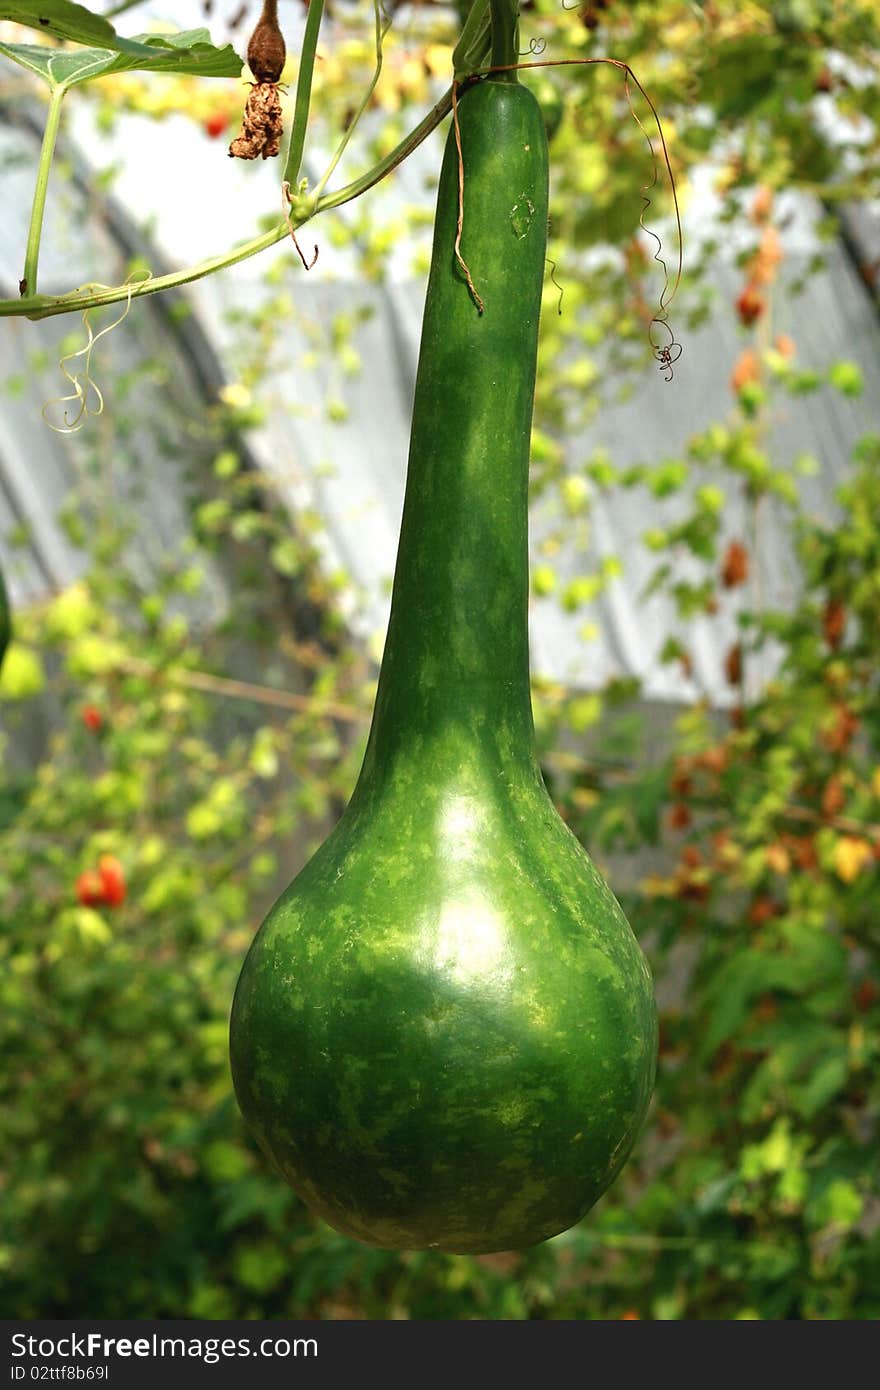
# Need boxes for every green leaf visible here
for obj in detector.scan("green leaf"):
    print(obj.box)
[699,948,831,1059]
[44,581,98,641]
[568,693,601,732]
[795,1050,849,1118]
[808,1178,863,1231]
[234,1242,288,1294]
[648,458,688,498]
[0,0,140,51]
[65,633,128,678]
[0,643,45,699]
[0,27,241,87]
[828,360,863,397]
[532,564,557,597]
[250,728,279,780]
[204,1140,250,1184]
[740,1118,797,1180]
[270,538,302,578]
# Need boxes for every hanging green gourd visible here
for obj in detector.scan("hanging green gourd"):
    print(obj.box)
[230,0,658,1253]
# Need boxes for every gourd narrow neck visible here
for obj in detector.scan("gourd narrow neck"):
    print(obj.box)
[360,81,548,779]
[490,0,520,80]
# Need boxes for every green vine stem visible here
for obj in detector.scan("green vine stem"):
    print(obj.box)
[311,0,392,202]
[0,84,455,321]
[282,0,325,193]
[21,81,67,297]
[2,1,497,320]
[319,84,453,212]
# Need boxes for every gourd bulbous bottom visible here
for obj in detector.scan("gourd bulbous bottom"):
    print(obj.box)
[230,736,657,1253]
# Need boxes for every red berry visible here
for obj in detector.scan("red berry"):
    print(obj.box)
[204,112,227,139]
[81,704,103,732]
[721,540,749,589]
[725,643,743,686]
[98,854,127,907]
[823,598,846,651]
[736,284,765,327]
[76,870,105,907]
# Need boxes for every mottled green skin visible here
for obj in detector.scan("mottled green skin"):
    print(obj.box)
[230,80,657,1253]
[0,562,10,673]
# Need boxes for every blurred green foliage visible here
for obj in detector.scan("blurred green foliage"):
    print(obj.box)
[1,0,880,1319]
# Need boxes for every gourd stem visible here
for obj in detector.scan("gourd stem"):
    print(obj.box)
[489,0,520,82]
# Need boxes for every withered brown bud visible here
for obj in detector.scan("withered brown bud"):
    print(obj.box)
[229,82,284,160]
[247,0,286,84]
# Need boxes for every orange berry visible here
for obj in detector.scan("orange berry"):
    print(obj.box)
[746,226,783,285]
[731,349,760,392]
[76,870,105,907]
[736,284,765,327]
[821,775,845,819]
[823,598,846,651]
[821,704,859,754]
[725,644,743,686]
[81,704,103,732]
[670,757,694,797]
[748,896,778,926]
[97,855,127,907]
[750,185,773,224]
[698,745,729,775]
[765,842,791,875]
[721,541,749,589]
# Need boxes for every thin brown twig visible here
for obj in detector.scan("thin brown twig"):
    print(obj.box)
[651,781,880,842]
[451,80,485,314]
[781,803,880,841]
[119,656,365,724]
[114,658,648,784]
[282,181,319,270]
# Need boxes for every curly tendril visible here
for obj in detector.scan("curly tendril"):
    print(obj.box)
[460,52,684,379]
[42,273,150,434]
[546,257,565,315]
